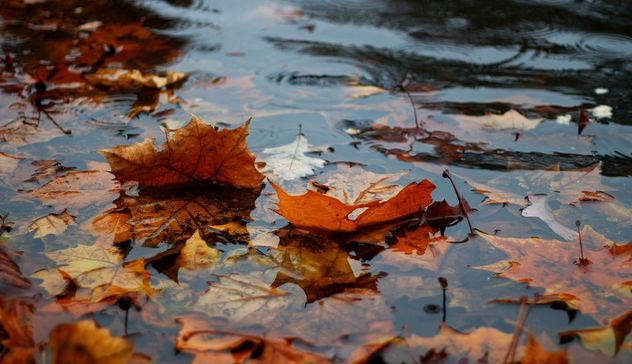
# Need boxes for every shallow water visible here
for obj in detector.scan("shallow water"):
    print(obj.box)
[1,0,631,363]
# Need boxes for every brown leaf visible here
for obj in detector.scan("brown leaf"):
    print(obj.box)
[523,333,569,364]
[175,313,331,364]
[0,299,35,364]
[425,199,474,234]
[100,116,263,189]
[85,69,187,89]
[559,310,632,357]
[49,320,133,364]
[176,230,220,271]
[454,109,543,131]
[87,209,133,246]
[271,179,435,233]
[475,227,632,319]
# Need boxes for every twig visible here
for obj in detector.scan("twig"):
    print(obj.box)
[288,124,303,172]
[574,220,591,266]
[442,169,474,234]
[438,277,448,323]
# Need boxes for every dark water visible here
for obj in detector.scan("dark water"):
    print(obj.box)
[1,0,631,363]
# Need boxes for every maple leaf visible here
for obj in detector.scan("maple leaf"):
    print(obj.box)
[100,116,263,189]
[260,133,326,180]
[378,323,515,363]
[271,229,382,302]
[87,209,132,246]
[99,184,260,246]
[49,320,133,364]
[27,209,75,238]
[475,226,632,319]
[85,69,187,89]
[176,313,331,364]
[388,223,447,256]
[34,244,154,302]
[28,170,120,210]
[270,179,435,233]
[0,299,35,364]
[453,109,543,131]
[464,178,527,207]
[559,310,632,357]
[308,164,410,205]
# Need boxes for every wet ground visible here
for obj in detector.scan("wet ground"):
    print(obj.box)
[1,0,631,363]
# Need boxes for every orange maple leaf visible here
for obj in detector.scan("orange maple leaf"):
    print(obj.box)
[270,179,435,233]
[100,116,263,189]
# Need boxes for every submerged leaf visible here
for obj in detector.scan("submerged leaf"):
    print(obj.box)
[85,69,187,89]
[27,209,75,238]
[559,310,632,357]
[0,299,35,364]
[475,227,632,319]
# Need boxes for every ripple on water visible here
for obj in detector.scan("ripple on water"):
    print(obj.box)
[319,0,386,10]
[578,33,632,58]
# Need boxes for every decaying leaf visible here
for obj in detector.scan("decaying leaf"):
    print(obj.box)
[87,209,132,245]
[271,179,435,233]
[308,164,409,205]
[465,178,527,207]
[27,209,75,238]
[559,310,632,357]
[475,226,632,318]
[176,230,220,271]
[100,116,263,189]
[35,244,154,302]
[425,198,475,235]
[260,134,326,180]
[176,313,330,364]
[0,247,30,289]
[85,69,187,89]
[454,109,543,131]
[28,170,120,210]
[49,320,133,364]
[0,299,35,364]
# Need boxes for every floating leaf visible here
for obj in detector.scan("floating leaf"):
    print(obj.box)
[270,179,434,233]
[260,134,325,180]
[0,299,35,364]
[49,320,133,364]
[28,170,119,210]
[560,310,632,357]
[101,116,263,189]
[27,209,75,238]
[85,69,187,89]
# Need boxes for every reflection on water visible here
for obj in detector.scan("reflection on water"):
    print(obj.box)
[1,0,631,362]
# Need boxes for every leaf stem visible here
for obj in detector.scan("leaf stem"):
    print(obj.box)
[574,220,591,266]
[438,277,448,323]
[442,169,474,234]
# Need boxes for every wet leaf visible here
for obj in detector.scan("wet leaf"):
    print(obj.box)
[559,310,632,357]
[308,164,410,205]
[0,299,35,364]
[85,69,187,89]
[475,226,632,319]
[260,134,326,180]
[28,170,120,210]
[35,244,154,302]
[464,178,527,207]
[454,109,543,131]
[176,313,331,364]
[87,209,133,246]
[0,152,21,184]
[0,247,30,289]
[425,199,475,234]
[176,230,220,271]
[271,179,435,233]
[49,320,133,364]
[27,209,75,238]
[101,116,263,189]
[523,332,569,364]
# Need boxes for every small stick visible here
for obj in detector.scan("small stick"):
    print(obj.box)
[438,277,448,323]
[442,169,474,234]
[394,73,420,129]
[503,296,533,364]
[288,124,303,172]
[40,108,72,135]
[574,220,591,266]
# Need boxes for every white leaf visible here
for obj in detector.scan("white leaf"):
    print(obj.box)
[260,135,325,180]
